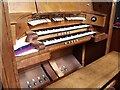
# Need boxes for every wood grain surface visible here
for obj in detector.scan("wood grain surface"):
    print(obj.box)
[46,51,119,88]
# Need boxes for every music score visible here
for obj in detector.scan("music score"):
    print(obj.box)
[27,12,86,26]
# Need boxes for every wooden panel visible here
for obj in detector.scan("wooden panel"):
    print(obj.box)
[8,0,36,13]
[36,2,61,12]
[10,25,16,44]
[8,0,37,39]
[73,44,82,65]
[85,40,106,66]
[82,13,106,27]
[0,2,8,88]
[59,2,79,12]
[93,2,112,33]
[16,17,30,39]
[51,47,73,60]
[0,2,2,82]
[0,54,2,83]
[36,2,93,13]
[1,2,20,88]
[2,69,8,88]
[17,52,51,70]
[46,51,119,88]
[9,13,32,24]
[106,2,116,54]
[93,2,112,15]
[110,28,120,52]
[92,33,108,42]
[69,2,93,12]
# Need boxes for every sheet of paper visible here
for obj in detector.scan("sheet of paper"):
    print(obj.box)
[14,36,29,50]
[52,17,64,22]
[28,18,51,26]
[66,17,86,21]
[15,49,38,56]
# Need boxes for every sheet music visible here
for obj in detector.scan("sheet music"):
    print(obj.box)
[15,49,38,56]
[14,36,38,56]
[14,36,29,50]
[65,17,86,21]
[28,18,51,26]
[52,17,64,22]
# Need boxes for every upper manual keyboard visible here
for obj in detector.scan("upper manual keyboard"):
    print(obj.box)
[33,24,90,36]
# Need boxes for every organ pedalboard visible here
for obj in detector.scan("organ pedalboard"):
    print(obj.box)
[14,11,108,88]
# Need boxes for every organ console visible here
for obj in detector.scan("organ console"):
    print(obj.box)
[1,0,119,89]
[13,10,109,88]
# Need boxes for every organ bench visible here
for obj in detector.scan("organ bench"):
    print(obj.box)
[46,51,120,89]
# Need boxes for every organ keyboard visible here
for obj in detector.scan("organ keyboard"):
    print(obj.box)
[34,24,90,36]
[13,11,108,68]
[40,31,96,46]
[26,24,91,41]
[15,22,96,56]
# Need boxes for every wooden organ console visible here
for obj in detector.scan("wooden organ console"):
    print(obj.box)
[1,0,119,89]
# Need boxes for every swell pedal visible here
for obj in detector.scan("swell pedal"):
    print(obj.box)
[49,54,82,77]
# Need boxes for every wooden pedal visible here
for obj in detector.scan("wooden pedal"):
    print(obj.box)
[49,54,82,77]
[49,60,64,77]
[42,62,59,81]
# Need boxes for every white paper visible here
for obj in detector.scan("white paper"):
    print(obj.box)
[14,36,29,50]
[52,17,64,22]
[28,18,51,26]
[15,49,38,56]
[66,17,86,21]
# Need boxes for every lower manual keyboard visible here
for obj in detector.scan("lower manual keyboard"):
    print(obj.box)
[40,31,96,46]
[47,35,92,52]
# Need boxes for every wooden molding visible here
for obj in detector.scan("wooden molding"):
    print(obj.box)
[1,1,20,88]
[106,1,116,54]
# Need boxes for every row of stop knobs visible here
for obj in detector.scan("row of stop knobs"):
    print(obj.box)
[64,39,79,45]
[57,31,71,36]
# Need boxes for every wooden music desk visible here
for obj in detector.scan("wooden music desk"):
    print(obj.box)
[45,51,120,88]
